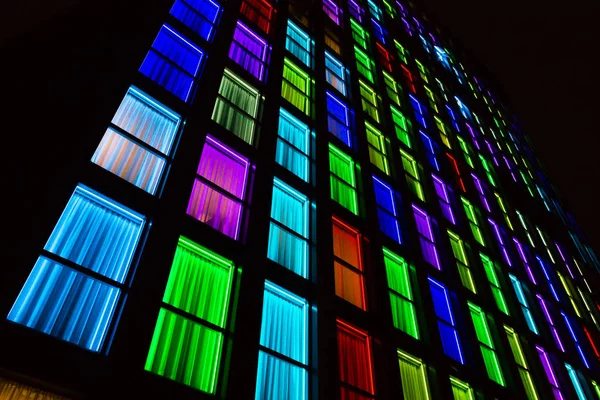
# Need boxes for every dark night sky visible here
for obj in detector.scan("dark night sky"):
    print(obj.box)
[418,0,600,254]
[1,1,599,254]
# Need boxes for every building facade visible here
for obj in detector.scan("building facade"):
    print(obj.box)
[2,0,600,399]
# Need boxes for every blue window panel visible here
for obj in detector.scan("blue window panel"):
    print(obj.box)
[260,281,308,363]
[372,176,401,243]
[428,277,464,364]
[170,0,221,41]
[7,257,120,352]
[371,18,386,44]
[325,51,347,96]
[276,108,310,182]
[409,94,427,129]
[267,224,308,278]
[43,185,145,283]
[420,131,439,171]
[255,351,308,400]
[139,25,204,102]
[270,179,308,237]
[326,91,351,146]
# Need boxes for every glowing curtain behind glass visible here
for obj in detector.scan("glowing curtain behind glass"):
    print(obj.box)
[276,108,310,182]
[337,321,374,396]
[267,179,309,278]
[256,282,308,400]
[8,185,145,352]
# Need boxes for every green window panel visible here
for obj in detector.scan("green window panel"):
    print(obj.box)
[383,248,419,339]
[212,68,263,145]
[282,58,314,117]
[350,18,369,49]
[400,150,424,201]
[397,349,432,400]
[448,231,476,293]
[329,143,359,215]
[365,121,389,174]
[456,136,474,168]
[434,116,451,149]
[479,253,510,315]
[359,80,380,123]
[450,376,476,400]
[468,302,505,386]
[504,325,539,400]
[494,192,514,231]
[382,71,401,106]
[354,46,375,84]
[394,39,408,64]
[461,197,485,247]
[391,106,412,148]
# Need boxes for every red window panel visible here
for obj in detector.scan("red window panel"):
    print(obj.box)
[337,320,375,397]
[375,42,392,72]
[446,153,466,192]
[401,65,417,93]
[240,0,275,34]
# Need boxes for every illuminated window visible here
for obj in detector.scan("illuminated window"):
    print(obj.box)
[409,94,427,129]
[509,274,539,334]
[333,217,366,309]
[516,209,536,248]
[456,136,474,168]
[480,254,510,315]
[323,0,342,25]
[384,249,418,338]
[382,71,401,106]
[428,277,464,363]
[276,108,311,182]
[240,0,275,34]
[139,25,204,102]
[324,26,341,55]
[373,177,401,243]
[391,106,412,148]
[329,144,359,215]
[413,205,440,269]
[394,39,408,64]
[351,19,369,50]
[354,46,375,83]
[420,131,439,171]
[8,185,145,352]
[92,86,182,195]
[489,218,512,266]
[397,350,432,399]
[267,178,310,278]
[450,376,475,400]
[434,116,451,149]
[495,193,514,230]
[337,320,375,398]
[432,174,455,224]
[471,173,491,212]
[187,135,251,240]
[256,281,309,399]
[145,237,234,394]
[325,51,348,96]
[447,153,466,191]
[461,198,485,247]
[348,0,364,22]
[286,20,313,68]
[537,294,565,352]
[170,0,221,41]
[327,91,352,147]
[504,325,540,400]
[359,80,380,123]
[468,302,505,386]
[479,154,497,187]
[448,231,476,293]
[367,0,383,21]
[230,21,270,82]
[401,150,424,201]
[365,122,389,174]
[371,19,387,45]
[561,312,590,368]
[282,58,314,117]
[536,345,565,400]
[536,255,560,302]
[212,68,263,145]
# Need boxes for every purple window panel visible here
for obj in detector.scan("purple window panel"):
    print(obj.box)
[489,218,512,266]
[229,21,269,82]
[503,156,518,182]
[537,294,566,352]
[323,0,341,25]
[554,241,576,279]
[348,0,364,22]
[536,346,566,400]
[465,123,481,150]
[187,135,250,239]
[432,174,455,224]
[513,237,537,285]
[471,173,491,212]
[412,205,440,269]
